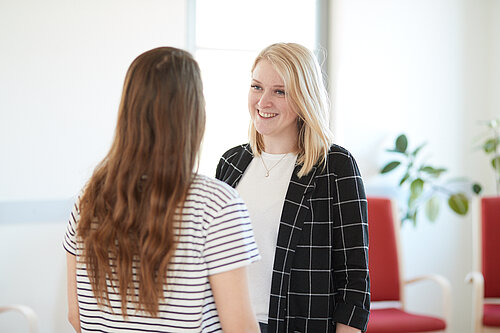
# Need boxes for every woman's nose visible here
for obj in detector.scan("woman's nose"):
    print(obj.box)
[257,91,272,109]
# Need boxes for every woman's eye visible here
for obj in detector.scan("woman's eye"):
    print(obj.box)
[275,89,286,96]
[251,84,262,90]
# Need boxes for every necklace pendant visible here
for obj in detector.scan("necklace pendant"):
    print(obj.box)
[260,153,288,178]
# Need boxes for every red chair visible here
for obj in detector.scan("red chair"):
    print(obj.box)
[366,197,451,333]
[466,197,500,333]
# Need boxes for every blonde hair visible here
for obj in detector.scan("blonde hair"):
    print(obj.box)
[248,43,333,177]
[78,47,205,316]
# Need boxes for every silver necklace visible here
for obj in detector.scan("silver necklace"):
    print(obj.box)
[260,153,288,177]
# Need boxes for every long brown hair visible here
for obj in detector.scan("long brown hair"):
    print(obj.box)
[77,47,205,316]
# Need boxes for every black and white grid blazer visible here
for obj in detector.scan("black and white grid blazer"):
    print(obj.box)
[215,144,370,333]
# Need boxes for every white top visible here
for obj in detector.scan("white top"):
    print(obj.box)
[63,174,260,333]
[236,152,297,323]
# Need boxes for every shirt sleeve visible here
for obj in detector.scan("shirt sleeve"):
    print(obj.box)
[331,152,370,331]
[63,197,80,256]
[203,196,260,276]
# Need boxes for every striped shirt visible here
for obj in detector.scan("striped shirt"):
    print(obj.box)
[63,174,260,332]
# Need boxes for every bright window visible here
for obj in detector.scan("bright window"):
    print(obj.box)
[193,0,320,176]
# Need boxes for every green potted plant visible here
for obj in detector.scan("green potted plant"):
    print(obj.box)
[380,134,482,225]
[478,118,500,194]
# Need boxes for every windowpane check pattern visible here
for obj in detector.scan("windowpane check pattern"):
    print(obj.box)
[216,144,370,332]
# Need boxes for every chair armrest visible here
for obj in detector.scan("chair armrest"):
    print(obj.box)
[465,271,484,333]
[406,274,452,290]
[404,274,452,329]
[465,271,484,291]
[0,304,38,333]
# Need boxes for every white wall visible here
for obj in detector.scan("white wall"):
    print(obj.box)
[484,0,500,193]
[329,1,498,332]
[486,0,500,120]
[0,0,188,202]
[0,1,187,332]
[0,222,71,332]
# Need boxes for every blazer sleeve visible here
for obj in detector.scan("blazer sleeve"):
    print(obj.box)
[215,146,234,181]
[330,151,370,331]
[215,156,224,180]
[214,144,251,187]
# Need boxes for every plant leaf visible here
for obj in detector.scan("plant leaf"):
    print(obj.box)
[420,166,435,173]
[399,172,410,186]
[483,138,499,154]
[381,161,401,174]
[411,142,427,156]
[472,183,482,195]
[433,167,447,175]
[420,166,447,177]
[425,196,440,222]
[491,157,500,170]
[448,193,469,215]
[409,210,417,227]
[410,178,424,197]
[408,194,418,209]
[395,134,408,153]
[488,119,500,129]
[386,148,405,154]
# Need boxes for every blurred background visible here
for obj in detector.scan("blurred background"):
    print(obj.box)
[1,0,498,332]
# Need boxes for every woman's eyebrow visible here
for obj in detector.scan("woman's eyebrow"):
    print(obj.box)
[251,79,284,88]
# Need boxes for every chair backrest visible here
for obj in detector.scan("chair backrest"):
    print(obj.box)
[481,197,500,298]
[367,197,401,302]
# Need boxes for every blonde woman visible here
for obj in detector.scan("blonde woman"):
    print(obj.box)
[216,43,370,333]
[64,47,260,333]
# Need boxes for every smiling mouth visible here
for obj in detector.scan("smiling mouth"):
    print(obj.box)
[258,110,278,118]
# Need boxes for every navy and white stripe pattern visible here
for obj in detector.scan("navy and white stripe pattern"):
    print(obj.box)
[63,174,260,332]
[216,144,370,333]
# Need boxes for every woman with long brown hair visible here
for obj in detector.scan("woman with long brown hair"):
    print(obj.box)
[64,47,260,332]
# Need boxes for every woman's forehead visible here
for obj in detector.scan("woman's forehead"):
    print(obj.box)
[252,59,285,86]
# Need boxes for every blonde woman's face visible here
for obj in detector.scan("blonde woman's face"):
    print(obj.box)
[248,59,298,144]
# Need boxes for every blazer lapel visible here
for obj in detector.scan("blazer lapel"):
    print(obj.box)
[268,164,317,330]
[274,163,318,276]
